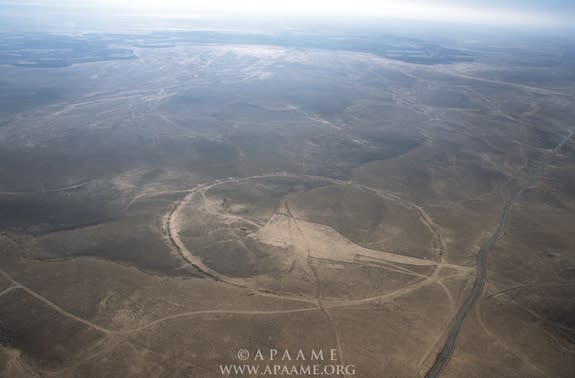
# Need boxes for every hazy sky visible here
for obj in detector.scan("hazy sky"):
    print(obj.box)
[2,0,574,27]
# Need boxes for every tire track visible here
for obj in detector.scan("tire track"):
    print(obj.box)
[284,201,347,373]
[0,268,113,334]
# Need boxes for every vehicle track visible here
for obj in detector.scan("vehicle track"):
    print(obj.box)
[284,201,347,370]
[0,266,320,336]
[0,268,113,334]
[126,306,320,334]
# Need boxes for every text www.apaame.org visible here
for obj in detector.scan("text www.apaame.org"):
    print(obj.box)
[219,364,356,376]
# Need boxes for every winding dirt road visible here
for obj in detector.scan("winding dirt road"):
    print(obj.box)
[425,129,573,378]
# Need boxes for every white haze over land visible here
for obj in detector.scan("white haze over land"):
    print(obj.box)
[3,0,574,28]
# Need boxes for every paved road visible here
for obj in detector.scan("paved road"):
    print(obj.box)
[425,129,573,378]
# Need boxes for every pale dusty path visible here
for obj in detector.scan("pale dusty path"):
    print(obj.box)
[125,307,320,334]
[0,286,19,297]
[474,304,547,376]
[0,266,320,336]
[284,201,347,371]
[0,268,113,334]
